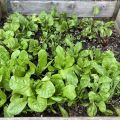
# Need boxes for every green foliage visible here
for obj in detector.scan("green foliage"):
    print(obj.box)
[87,103,97,117]
[0,9,119,117]
[63,85,76,101]
[92,6,100,16]
[0,45,10,65]
[6,96,27,116]
[28,95,47,112]
[58,105,69,117]
[116,108,120,116]
[36,80,55,98]
[9,75,33,96]
[36,49,48,74]
[80,18,114,40]
[0,90,6,107]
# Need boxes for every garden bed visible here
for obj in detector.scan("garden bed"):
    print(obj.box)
[0,0,120,119]
[0,9,120,117]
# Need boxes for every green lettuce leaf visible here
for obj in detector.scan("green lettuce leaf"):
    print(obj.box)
[7,96,27,116]
[36,49,48,74]
[36,80,55,98]
[0,90,6,107]
[63,85,76,101]
[28,95,47,112]
[9,75,33,96]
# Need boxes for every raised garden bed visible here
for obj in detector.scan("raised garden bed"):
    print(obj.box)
[0,0,120,119]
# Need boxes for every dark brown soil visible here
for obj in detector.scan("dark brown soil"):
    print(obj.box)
[0,18,6,27]
[108,29,120,61]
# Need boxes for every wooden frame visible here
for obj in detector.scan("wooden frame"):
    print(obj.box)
[0,0,7,19]
[7,0,117,17]
[0,0,120,119]
[116,9,120,34]
[116,9,120,29]
[0,117,120,120]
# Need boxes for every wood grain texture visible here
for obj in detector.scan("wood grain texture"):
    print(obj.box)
[0,117,120,120]
[116,9,120,34]
[8,1,117,17]
[0,3,1,20]
[0,0,7,18]
[116,9,120,27]
[112,0,120,19]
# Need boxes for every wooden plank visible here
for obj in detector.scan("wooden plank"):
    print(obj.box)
[0,0,7,18]
[112,0,120,19]
[0,3,1,20]
[8,1,117,17]
[0,117,120,120]
[116,5,120,27]
[116,9,120,34]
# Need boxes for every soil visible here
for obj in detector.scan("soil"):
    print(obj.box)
[108,29,120,61]
[0,18,6,28]
[0,19,120,117]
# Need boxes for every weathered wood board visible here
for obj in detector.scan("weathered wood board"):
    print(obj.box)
[7,0,117,17]
[116,9,120,34]
[0,5,1,20]
[0,0,7,19]
[0,117,120,120]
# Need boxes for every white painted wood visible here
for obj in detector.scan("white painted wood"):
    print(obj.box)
[116,9,120,34]
[116,9,120,29]
[8,1,117,17]
[0,117,120,120]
